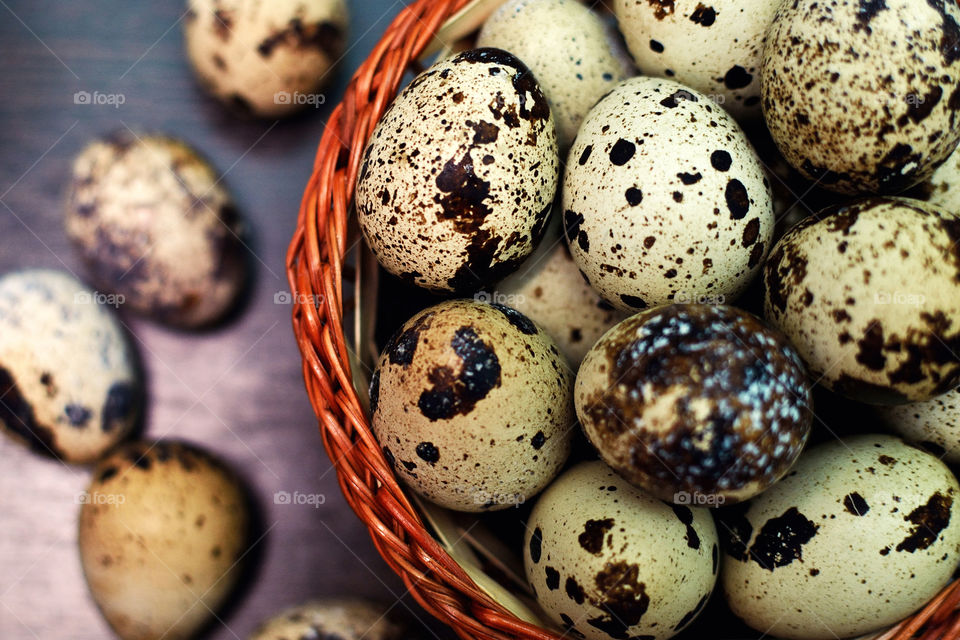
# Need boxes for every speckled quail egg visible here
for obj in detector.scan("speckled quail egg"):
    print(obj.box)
[876,388,960,464]
[613,0,780,119]
[720,435,960,640]
[524,460,718,640]
[249,599,406,640]
[184,0,348,117]
[563,76,773,312]
[356,48,559,293]
[762,0,960,194]
[914,143,960,214]
[576,304,812,505]
[370,299,573,512]
[80,440,250,640]
[0,269,140,463]
[496,218,629,366]
[763,197,960,404]
[477,0,628,149]
[66,132,247,328]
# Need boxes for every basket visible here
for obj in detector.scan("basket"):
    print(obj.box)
[284,0,960,638]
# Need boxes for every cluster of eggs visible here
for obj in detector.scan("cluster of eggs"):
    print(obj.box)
[357,1,960,639]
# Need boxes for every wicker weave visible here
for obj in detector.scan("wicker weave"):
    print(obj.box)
[284,0,960,637]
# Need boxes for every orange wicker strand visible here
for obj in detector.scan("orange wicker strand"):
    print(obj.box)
[285,0,960,638]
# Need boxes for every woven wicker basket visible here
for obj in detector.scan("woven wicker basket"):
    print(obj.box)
[285,0,960,637]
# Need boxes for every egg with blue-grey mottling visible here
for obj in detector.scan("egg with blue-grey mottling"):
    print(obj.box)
[249,599,407,640]
[563,76,773,312]
[356,48,559,294]
[876,388,960,463]
[761,0,960,194]
[721,435,960,640]
[524,461,718,640]
[370,299,573,512]
[0,269,140,463]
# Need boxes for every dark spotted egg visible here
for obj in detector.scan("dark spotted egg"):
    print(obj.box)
[762,0,960,194]
[720,435,960,640]
[356,48,559,293]
[563,77,773,312]
[613,0,780,119]
[250,600,405,640]
[576,304,812,505]
[370,299,573,512]
[876,388,960,464]
[763,197,960,404]
[524,461,718,640]
[0,269,141,463]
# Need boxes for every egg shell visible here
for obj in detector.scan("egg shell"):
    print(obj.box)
[763,197,960,404]
[370,299,573,512]
[0,269,140,463]
[79,440,250,640]
[356,48,559,294]
[184,0,348,117]
[720,435,960,640]
[496,217,629,366]
[914,142,960,214]
[524,460,718,640]
[249,599,406,640]
[66,133,247,328]
[563,76,774,312]
[761,0,960,194]
[477,0,628,149]
[576,304,813,504]
[876,388,960,464]
[613,0,780,119]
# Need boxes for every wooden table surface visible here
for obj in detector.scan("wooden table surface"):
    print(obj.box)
[0,1,456,638]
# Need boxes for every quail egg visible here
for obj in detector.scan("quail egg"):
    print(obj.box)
[876,388,960,464]
[762,0,960,194]
[613,0,780,119]
[371,299,573,512]
[0,269,140,463]
[249,599,406,640]
[524,460,718,640]
[66,132,247,328]
[763,197,960,404]
[79,440,250,640]
[184,0,348,117]
[563,76,773,312]
[576,304,812,504]
[477,0,628,149]
[914,143,960,215]
[721,435,960,640]
[356,48,559,293]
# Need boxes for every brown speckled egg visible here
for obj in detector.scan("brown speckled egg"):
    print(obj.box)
[576,304,812,504]
[370,300,573,512]
[66,133,247,328]
[477,0,628,149]
[249,600,406,640]
[563,77,773,312]
[876,388,960,463]
[356,48,559,294]
[914,142,960,214]
[761,0,960,194]
[0,269,141,463]
[763,197,960,404]
[720,435,960,640]
[79,440,250,640]
[496,218,629,366]
[524,461,718,640]
[613,0,780,119]
[184,0,348,117]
